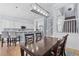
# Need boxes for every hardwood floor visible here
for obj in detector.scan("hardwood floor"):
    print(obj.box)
[0,42,21,56]
[0,41,79,56]
[66,48,79,56]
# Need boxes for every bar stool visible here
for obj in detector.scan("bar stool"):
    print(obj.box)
[1,31,10,47]
[9,31,17,46]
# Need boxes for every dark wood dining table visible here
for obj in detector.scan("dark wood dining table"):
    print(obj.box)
[20,37,58,56]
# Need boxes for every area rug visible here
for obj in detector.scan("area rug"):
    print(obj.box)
[66,50,76,56]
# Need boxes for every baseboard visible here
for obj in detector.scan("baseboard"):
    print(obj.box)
[66,48,79,56]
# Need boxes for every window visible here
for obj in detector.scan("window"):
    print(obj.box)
[62,16,78,33]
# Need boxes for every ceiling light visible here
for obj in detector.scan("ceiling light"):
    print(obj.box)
[31,3,49,17]
[16,6,18,8]
[45,14,48,16]
[33,6,36,10]
[40,11,43,14]
[37,9,40,12]
[43,12,46,15]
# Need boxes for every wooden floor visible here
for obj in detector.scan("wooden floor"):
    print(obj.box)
[0,41,79,56]
[0,42,21,56]
[65,48,79,56]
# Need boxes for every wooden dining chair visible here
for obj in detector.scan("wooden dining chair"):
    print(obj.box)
[25,33,34,46]
[50,40,61,56]
[50,34,69,56]
[35,32,42,42]
[62,34,69,56]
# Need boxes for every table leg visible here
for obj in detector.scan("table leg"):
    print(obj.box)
[20,48,24,56]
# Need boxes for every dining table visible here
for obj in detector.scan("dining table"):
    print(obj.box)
[20,37,58,56]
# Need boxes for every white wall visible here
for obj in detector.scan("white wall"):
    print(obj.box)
[51,4,79,50]
[76,4,79,33]
[46,16,53,36]
[34,17,44,31]
[0,3,40,34]
[0,15,34,34]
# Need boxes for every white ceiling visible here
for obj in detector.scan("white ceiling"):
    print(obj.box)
[0,3,43,21]
[0,3,76,22]
[39,3,72,12]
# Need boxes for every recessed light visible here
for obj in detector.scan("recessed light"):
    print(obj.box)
[16,6,18,8]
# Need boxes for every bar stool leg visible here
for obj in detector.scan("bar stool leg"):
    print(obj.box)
[14,38,16,46]
[7,38,10,47]
[12,38,16,46]
[18,36,20,43]
[1,38,4,47]
[10,38,11,46]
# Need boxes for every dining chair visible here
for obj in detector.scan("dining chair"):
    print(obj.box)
[62,34,69,56]
[25,33,34,46]
[1,31,10,47]
[35,32,42,42]
[50,34,69,56]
